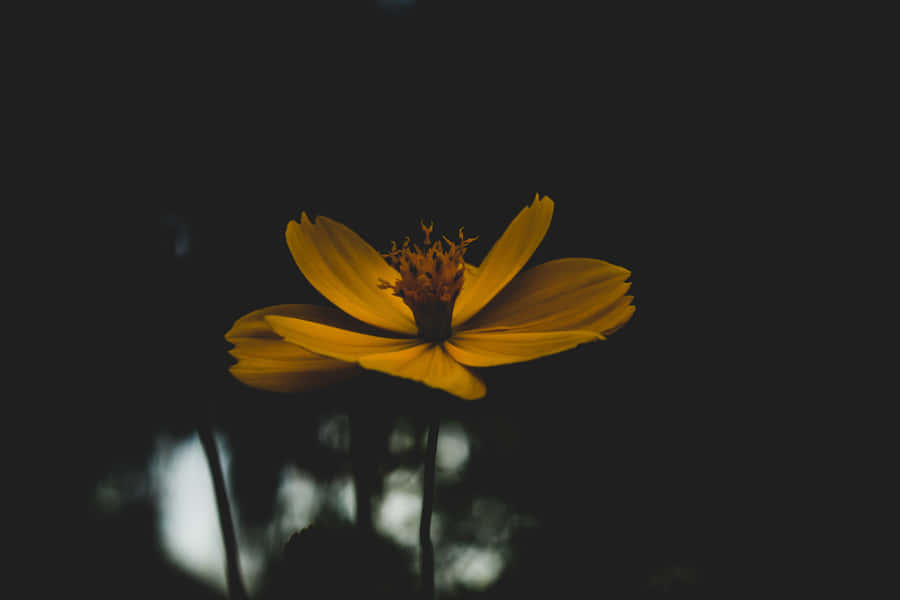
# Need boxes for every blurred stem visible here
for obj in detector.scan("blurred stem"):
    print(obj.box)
[420,414,440,599]
[198,421,247,600]
[350,409,374,537]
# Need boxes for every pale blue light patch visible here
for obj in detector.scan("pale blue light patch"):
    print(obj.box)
[160,212,191,258]
[150,433,264,595]
[378,488,423,547]
[377,468,442,547]
[327,475,356,520]
[388,418,416,453]
[269,465,321,543]
[317,413,350,452]
[436,421,470,479]
[93,469,148,514]
[442,545,505,590]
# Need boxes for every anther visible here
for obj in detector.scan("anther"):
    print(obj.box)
[420,220,434,245]
[378,220,477,341]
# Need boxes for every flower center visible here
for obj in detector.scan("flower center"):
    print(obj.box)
[378,221,477,341]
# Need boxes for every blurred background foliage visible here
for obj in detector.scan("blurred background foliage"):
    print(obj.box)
[65,2,817,597]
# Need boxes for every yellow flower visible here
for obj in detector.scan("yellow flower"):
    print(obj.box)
[226,195,634,400]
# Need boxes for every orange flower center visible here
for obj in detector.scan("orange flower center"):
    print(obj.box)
[378,221,477,341]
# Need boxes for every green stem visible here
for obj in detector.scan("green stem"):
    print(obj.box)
[420,415,440,599]
[198,422,247,600]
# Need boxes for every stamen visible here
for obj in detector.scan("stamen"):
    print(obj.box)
[420,220,434,245]
[379,221,476,341]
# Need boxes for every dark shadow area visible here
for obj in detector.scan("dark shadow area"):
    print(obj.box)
[67,4,817,597]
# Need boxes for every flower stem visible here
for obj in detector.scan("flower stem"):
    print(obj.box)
[420,414,440,599]
[350,409,374,537]
[198,421,247,600]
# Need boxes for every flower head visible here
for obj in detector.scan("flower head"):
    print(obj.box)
[226,195,634,400]
[377,222,478,342]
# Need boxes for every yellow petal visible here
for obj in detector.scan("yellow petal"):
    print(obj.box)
[359,343,486,400]
[264,315,421,362]
[286,214,418,335]
[583,295,636,337]
[228,338,358,393]
[445,329,602,367]
[458,258,635,335]
[225,303,392,342]
[226,304,364,393]
[452,195,554,328]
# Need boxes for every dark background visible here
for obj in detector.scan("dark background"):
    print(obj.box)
[59,3,831,597]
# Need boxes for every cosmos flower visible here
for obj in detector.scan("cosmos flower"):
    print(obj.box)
[226,195,634,400]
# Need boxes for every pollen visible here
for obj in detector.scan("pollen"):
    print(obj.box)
[378,220,477,341]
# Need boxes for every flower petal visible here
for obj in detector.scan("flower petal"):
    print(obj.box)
[453,195,554,328]
[228,338,359,393]
[264,315,421,362]
[225,303,394,342]
[359,343,486,400]
[445,329,602,367]
[286,213,418,335]
[457,258,635,335]
[226,304,363,393]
